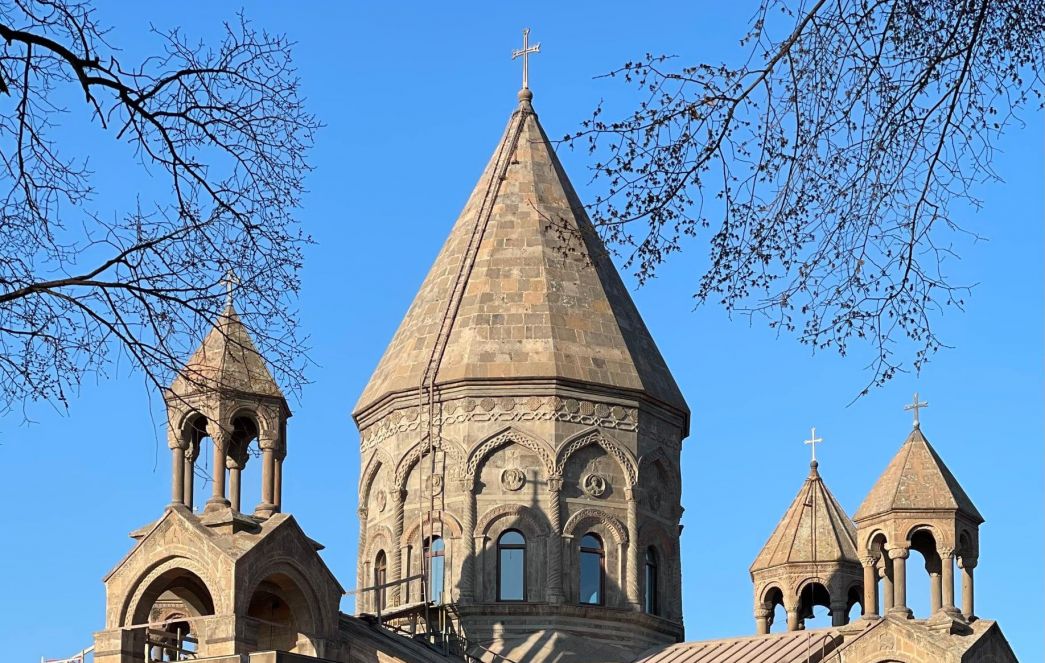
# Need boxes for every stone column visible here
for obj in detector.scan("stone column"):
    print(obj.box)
[228,457,242,512]
[940,548,958,616]
[786,608,800,631]
[754,607,771,635]
[356,506,368,613]
[183,443,197,510]
[959,557,976,621]
[169,436,185,506]
[273,451,284,512]
[830,600,849,627]
[929,569,942,615]
[459,486,476,603]
[862,557,879,619]
[391,489,406,606]
[547,476,564,604]
[254,435,277,518]
[887,546,912,618]
[205,429,230,511]
[625,488,641,610]
[880,558,894,613]
[475,534,489,602]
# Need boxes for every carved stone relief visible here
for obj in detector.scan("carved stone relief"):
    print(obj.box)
[360,396,641,451]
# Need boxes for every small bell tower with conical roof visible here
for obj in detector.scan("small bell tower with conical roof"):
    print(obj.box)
[164,301,290,519]
[853,394,983,627]
[93,299,345,662]
[750,429,862,634]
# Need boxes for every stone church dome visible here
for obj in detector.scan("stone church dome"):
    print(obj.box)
[353,89,688,423]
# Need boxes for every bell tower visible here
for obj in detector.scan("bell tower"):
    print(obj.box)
[163,302,290,519]
[750,435,862,634]
[853,396,983,627]
[93,304,344,662]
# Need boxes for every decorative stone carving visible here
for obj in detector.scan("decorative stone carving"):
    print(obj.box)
[501,468,526,491]
[425,474,444,497]
[465,428,555,484]
[394,437,464,491]
[375,489,387,513]
[555,429,638,486]
[582,472,608,498]
[360,396,640,451]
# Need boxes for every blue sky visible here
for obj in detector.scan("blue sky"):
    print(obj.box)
[1,3,1041,661]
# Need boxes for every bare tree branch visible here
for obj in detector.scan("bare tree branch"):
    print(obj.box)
[0,0,319,415]
[567,0,1044,394]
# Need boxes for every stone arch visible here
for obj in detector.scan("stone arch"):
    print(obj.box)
[465,427,556,488]
[556,428,638,486]
[795,577,832,626]
[394,436,466,492]
[759,582,786,607]
[638,447,680,492]
[121,554,221,627]
[564,507,628,545]
[957,528,977,560]
[476,503,549,539]
[638,520,679,619]
[240,556,327,636]
[359,448,395,506]
[864,529,890,556]
[224,405,275,439]
[243,561,323,654]
[363,524,395,567]
[402,510,464,547]
[904,522,950,548]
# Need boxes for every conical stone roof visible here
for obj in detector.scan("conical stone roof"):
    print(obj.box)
[169,305,285,401]
[354,90,687,419]
[751,461,859,572]
[854,426,982,523]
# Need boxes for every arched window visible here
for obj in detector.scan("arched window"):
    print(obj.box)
[497,530,527,601]
[644,546,659,615]
[373,550,387,612]
[425,536,445,604]
[579,533,604,605]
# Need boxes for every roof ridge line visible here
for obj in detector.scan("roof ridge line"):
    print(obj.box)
[418,110,528,393]
[888,434,917,518]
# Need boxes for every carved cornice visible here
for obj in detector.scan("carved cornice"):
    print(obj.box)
[360,395,641,451]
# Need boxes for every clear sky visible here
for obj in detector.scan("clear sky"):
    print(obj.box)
[1,3,1041,661]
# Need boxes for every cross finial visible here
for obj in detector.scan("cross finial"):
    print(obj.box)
[803,426,824,463]
[512,28,541,90]
[221,269,240,309]
[904,392,928,428]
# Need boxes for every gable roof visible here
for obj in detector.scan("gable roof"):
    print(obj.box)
[854,427,982,523]
[635,628,843,663]
[354,89,688,421]
[751,461,859,573]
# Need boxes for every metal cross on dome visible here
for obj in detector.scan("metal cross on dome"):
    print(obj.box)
[221,269,240,308]
[512,28,541,90]
[905,392,928,428]
[803,426,824,463]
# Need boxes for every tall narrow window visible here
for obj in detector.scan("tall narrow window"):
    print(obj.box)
[579,533,604,605]
[497,530,527,601]
[644,546,659,615]
[425,537,445,604]
[374,550,387,612]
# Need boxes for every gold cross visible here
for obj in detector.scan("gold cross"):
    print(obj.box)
[905,392,928,428]
[221,269,240,308]
[512,28,541,90]
[803,426,824,463]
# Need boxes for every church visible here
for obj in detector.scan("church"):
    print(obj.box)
[88,43,1020,663]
